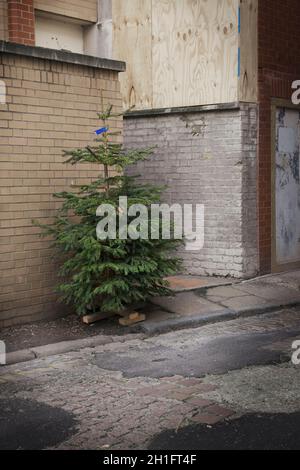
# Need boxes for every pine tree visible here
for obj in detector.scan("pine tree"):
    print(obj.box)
[36,106,183,317]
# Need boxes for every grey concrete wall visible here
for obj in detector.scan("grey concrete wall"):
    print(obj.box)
[125,104,258,278]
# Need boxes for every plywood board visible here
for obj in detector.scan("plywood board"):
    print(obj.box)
[239,0,258,102]
[0,0,8,41]
[112,0,152,110]
[34,0,98,23]
[152,0,239,108]
[112,0,244,109]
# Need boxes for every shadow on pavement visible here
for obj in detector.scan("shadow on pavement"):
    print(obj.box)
[149,412,300,450]
[0,398,77,450]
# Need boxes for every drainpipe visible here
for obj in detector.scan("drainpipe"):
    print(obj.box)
[84,0,113,59]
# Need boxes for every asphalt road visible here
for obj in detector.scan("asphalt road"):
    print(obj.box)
[93,328,300,378]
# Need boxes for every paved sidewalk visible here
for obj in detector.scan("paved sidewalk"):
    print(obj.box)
[143,270,300,333]
[3,271,300,367]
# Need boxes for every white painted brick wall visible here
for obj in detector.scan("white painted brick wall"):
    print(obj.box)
[125,105,258,278]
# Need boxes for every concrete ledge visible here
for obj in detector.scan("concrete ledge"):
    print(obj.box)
[30,336,113,358]
[4,333,144,366]
[236,300,300,318]
[140,309,237,335]
[124,102,240,118]
[5,349,36,366]
[0,40,126,72]
[140,298,300,335]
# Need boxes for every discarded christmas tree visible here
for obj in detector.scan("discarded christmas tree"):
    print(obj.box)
[36,106,183,317]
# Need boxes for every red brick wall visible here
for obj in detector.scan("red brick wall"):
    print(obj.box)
[7,0,35,46]
[258,0,300,273]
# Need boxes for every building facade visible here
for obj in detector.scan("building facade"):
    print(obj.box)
[0,0,300,325]
[110,0,258,278]
[110,0,300,278]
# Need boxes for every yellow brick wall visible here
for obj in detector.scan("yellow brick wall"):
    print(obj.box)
[0,0,8,41]
[0,52,122,327]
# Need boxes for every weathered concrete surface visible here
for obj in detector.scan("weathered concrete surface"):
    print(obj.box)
[200,363,300,414]
[0,307,299,450]
[144,270,300,334]
[151,291,230,316]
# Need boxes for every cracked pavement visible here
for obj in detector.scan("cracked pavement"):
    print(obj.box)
[0,307,300,450]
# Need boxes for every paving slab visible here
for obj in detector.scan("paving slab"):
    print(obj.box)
[143,271,300,334]
[278,271,300,287]
[151,291,228,316]
[233,283,300,303]
[206,285,248,297]
[204,285,249,302]
[146,292,235,333]
[249,270,300,288]
[167,275,236,292]
[215,294,270,311]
